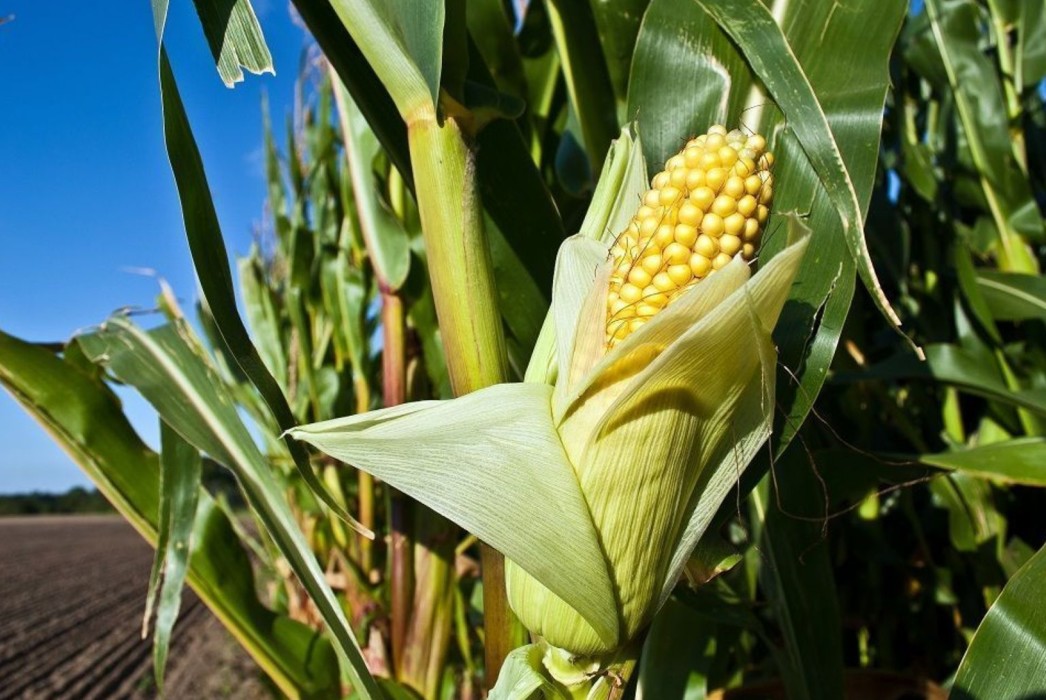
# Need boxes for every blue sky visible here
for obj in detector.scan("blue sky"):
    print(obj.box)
[0,2,307,492]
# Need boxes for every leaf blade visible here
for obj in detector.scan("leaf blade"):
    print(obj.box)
[78,318,381,698]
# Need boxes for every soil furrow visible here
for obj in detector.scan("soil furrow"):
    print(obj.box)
[0,586,148,698]
[0,583,146,675]
[0,515,269,699]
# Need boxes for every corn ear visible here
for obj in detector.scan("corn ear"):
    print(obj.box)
[291,126,807,663]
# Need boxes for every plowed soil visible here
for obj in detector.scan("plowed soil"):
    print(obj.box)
[0,515,272,699]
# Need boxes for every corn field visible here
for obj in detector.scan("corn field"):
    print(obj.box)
[2,0,1046,698]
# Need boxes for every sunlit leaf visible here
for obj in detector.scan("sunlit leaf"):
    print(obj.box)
[921,438,1046,486]
[156,46,367,535]
[327,0,444,116]
[629,0,907,459]
[144,420,201,691]
[189,0,274,87]
[78,317,381,698]
[0,329,339,698]
[333,77,412,291]
[953,543,1046,698]
[289,382,619,647]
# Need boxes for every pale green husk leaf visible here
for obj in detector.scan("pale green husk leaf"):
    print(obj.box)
[527,126,648,385]
[489,645,570,700]
[287,382,619,647]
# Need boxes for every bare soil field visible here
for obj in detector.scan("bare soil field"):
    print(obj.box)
[0,515,273,699]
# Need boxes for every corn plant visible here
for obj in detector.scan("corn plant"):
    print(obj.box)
[2,0,1046,699]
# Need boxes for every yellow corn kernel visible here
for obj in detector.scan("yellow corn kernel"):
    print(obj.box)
[720,234,742,257]
[640,253,663,276]
[659,186,683,206]
[685,169,706,191]
[653,224,675,248]
[689,253,711,277]
[737,194,757,218]
[619,283,642,304]
[690,186,716,212]
[667,264,692,287]
[744,175,763,196]
[663,242,691,265]
[711,195,737,218]
[652,272,675,293]
[705,168,728,193]
[712,252,733,270]
[701,213,725,238]
[678,201,703,227]
[643,287,668,306]
[743,217,761,242]
[674,224,698,248]
[694,234,718,258]
[627,267,652,288]
[637,302,660,317]
[723,176,746,200]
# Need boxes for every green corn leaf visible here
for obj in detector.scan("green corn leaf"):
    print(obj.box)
[545,0,619,175]
[920,438,1046,486]
[628,0,907,462]
[1018,0,1046,88]
[156,45,367,537]
[696,0,902,332]
[189,0,273,87]
[321,254,370,378]
[922,0,1042,272]
[846,344,1046,416]
[332,77,412,291]
[77,317,381,699]
[637,598,717,700]
[144,420,202,691]
[930,472,1004,554]
[954,244,1003,342]
[327,0,444,117]
[289,381,619,648]
[953,542,1046,698]
[466,0,528,101]
[293,0,564,299]
[238,249,289,388]
[976,269,1046,321]
[751,448,844,700]
[487,213,548,377]
[588,0,649,105]
[0,328,339,699]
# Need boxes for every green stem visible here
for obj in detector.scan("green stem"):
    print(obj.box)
[406,109,507,390]
[985,0,1027,171]
[354,375,375,577]
[401,507,457,699]
[406,106,520,689]
[382,290,415,676]
[480,545,527,686]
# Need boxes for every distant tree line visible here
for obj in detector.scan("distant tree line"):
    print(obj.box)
[0,487,115,515]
